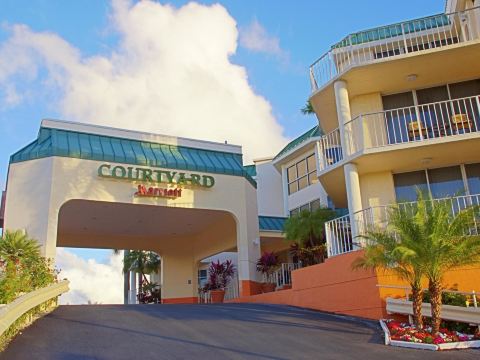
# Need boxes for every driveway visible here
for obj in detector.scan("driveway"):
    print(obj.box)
[1,303,478,359]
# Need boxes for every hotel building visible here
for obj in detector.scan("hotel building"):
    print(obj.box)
[1,0,479,314]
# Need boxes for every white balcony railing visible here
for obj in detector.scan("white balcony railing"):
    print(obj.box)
[310,7,480,92]
[326,194,480,257]
[345,95,480,155]
[318,127,343,171]
[262,263,302,289]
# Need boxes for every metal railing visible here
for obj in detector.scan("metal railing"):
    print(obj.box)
[318,128,343,171]
[262,263,302,289]
[224,274,240,301]
[326,194,480,257]
[344,95,480,154]
[310,7,480,92]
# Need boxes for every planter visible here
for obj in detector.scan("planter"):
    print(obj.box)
[380,320,480,351]
[261,283,276,293]
[210,290,225,303]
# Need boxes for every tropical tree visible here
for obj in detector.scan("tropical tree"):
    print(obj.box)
[123,250,161,286]
[352,223,425,328]
[0,230,56,303]
[284,207,336,265]
[301,100,314,115]
[353,192,480,334]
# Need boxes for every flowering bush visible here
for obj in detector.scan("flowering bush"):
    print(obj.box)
[256,252,279,277]
[384,319,480,344]
[205,260,235,291]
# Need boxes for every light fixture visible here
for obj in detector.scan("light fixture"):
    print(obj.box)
[406,74,418,82]
[252,238,260,246]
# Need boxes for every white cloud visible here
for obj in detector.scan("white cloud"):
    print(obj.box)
[239,19,288,61]
[56,248,124,304]
[0,0,288,162]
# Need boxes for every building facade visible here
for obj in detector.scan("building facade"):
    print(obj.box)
[1,0,479,308]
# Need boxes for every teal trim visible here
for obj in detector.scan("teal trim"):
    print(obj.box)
[332,13,450,49]
[274,125,322,160]
[10,127,257,188]
[243,164,257,177]
[259,216,287,232]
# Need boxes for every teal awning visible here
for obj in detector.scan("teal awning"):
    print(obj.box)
[259,216,286,232]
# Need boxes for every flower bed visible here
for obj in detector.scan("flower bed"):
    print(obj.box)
[380,319,480,351]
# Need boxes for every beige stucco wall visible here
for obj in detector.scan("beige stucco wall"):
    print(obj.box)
[254,160,284,217]
[4,156,261,299]
[359,171,396,209]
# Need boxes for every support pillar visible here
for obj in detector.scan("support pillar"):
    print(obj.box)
[161,251,198,304]
[334,80,352,157]
[129,271,137,304]
[344,163,363,244]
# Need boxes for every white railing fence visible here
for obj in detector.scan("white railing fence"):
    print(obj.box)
[318,128,343,171]
[326,194,480,257]
[310,7,480,92]
[262,263,302,289]
[224,273,240,301]
[345,95,480,153]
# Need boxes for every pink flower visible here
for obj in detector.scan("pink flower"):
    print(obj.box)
[433,337,445,344]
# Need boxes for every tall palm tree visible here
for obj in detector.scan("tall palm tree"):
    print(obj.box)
[123,250,161,287]
[0,230,40,264]
[300,100,314,115]
[352,225,425,328]
[410,195,480,334]
[354,193,480,334]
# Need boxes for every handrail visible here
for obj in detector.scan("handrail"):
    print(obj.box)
[0,280,69,336]
[310,6,480,92]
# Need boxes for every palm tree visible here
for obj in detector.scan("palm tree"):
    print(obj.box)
[123,250,161,292]
[300,100,314,115]
[409,195,480,334]
[352,223,425,328]
[284,208,336,265]
[353,192,480,334]
[0,230,40,264]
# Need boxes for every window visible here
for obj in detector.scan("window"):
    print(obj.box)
[198,269,207,287]
[393,170,428,202]
[287,154,318,194]
[428,166,465,198]
[466,163,480,195]
[393,164,480,202]
[289,198,321,216]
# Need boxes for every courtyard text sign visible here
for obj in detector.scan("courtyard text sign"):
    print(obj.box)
[98,164,215,188]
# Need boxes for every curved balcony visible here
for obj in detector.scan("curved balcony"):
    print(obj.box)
[310,7,480,94]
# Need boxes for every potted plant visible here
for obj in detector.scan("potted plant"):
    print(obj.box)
[256,252,279,293]
[206,260,235,303]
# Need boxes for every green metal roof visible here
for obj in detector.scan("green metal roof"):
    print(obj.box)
[259,216,286,232]
[10,127,257,187]
[274,125,322,160]
[332,13,450,49]
[243,164,257,177]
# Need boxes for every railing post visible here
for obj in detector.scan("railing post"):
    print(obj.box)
[473,291,478,308]
[401,22,409,53]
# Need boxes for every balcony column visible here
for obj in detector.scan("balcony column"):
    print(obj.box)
[344,162,363,247]
[334,80,351,157]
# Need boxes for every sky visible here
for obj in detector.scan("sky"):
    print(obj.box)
[0,0,444,303]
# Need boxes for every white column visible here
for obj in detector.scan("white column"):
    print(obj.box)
[344,162,363,245]
[334,80,352,157]
[281,165,289,216]
[129,271,137,304]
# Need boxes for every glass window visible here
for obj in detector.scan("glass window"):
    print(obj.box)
[449,79,480,99]
[310,199,321,211]
[307,155,316,172]
[416,85,449,105]
[288,181,298,195]
[297,160,307,177]
[382,92,414,110]
[290,208,299,217]
[298,176,308,191]
[299,204,309,212]
[394,170,428,202]
[308,172,318,185]
[428,166,465,198]
[466,163,480,195]
[287,165,296,183]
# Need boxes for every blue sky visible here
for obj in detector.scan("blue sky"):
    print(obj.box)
[0,0,444,282]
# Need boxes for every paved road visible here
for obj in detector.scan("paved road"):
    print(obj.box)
[1,304,478,359]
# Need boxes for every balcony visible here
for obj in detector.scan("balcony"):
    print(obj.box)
[325,194,480,257]
[310,7,480,94]
[317,95,480,174]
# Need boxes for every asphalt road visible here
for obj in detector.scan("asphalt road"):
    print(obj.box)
[1,303,478,360]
